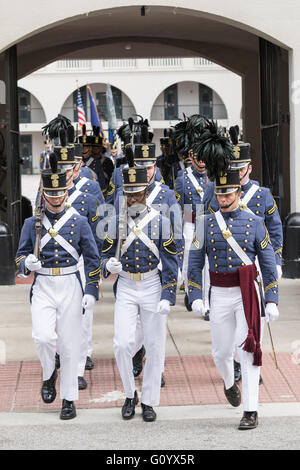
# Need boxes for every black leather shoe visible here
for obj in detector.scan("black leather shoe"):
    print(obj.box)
[238,411,258,430]
[85,356,94,370]
[141,403,157,422]
[234,360,242,382]
[204,310,210,321]
[60,400,77,420]
[122,390,139,420]
[78,376,87,390]
[224,383,241,407]
[184,293,192,312]
[132,346,146,377]
[55,353,60,370]
[161,374,165,388]
[41,369,57,404]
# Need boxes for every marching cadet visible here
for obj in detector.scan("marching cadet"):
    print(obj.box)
[106,119,163,205]
[187,122,279,430]
[53,128,103,388]
[100,166,178,422]
[175,150,210,319]
[15,158,100,421]
[111,127,184,385]
[72,141,105,206]
[202,125,283,379]
[78,125,107,191]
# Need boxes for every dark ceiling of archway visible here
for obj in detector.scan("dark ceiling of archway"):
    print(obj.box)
[2,6,259,79]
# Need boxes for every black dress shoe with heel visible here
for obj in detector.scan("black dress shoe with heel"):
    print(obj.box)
[85,356,94,370]
[78,376,87,390]
[224,383,241,407]
[132,346,146,377]
[141,403,157,422]
[234,360,242,383]
[238,411,258,430]
[60,399,77,420]
[122,390,139,420]
[41,368,57,404]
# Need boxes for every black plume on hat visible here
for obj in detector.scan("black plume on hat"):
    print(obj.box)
[67,125,75,144]
[59,128,67,147]
[173,117,189,155]
[49,152,58,173]
[117,123,131,145]
[229,126,239,146]
[42,114,72,140]
[125,146,134,167]
[193,120,233,180]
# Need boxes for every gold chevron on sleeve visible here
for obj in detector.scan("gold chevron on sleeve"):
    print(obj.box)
[88,265,101,278]
[187,280,202,290]
[265,280,278,292]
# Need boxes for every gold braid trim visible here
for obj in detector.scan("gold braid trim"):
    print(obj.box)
[265,280,278,292]
[274,248,282,254]
[163,236,177,255]
[267,197,277,215]
[15,255,25,266]
[106,180,115,196]
[102,236,114,253]
[162,282,177,291]
[88,265,101,278]
[208,201,215,214]
[260,224,271,250]
[187,280,202,290]
[86,280,99,286]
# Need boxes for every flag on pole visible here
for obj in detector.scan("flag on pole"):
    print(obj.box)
[87,85,106,141]
[106,84,118,144]
[76,88,86,130]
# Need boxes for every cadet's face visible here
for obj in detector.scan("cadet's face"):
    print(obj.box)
[217,190,241,212]
[82,146,92,159]
[192,159,206,172]
[146,165,156,183]
[239,164,252,185]
[126,190,147,207]
[44,192,68,212]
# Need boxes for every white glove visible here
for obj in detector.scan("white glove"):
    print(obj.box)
[82,294,95,310]
[157,299,170,316]
[192,299,205,317]
[25,254,42,272]
[265,302,279,322]
[106,257,122,274]
[277,265,282,280]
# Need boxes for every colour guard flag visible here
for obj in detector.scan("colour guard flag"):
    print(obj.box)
[77,88,86,130]
[106,83,118,144]
[87,85,105,140]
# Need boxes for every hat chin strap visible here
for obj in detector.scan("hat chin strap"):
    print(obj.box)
[44,193,67,209]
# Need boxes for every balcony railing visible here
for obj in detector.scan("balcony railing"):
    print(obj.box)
[148,58,183,68]
[102,59,137,69]
[150,104,228,121]
[19,107,46,124]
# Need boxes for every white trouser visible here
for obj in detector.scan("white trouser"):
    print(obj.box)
[183,221,210,311]
[114,273,165,406]
[133,314,167,374]
[209,286,264,412]
[77,256,94,376]
[31,274,82,401]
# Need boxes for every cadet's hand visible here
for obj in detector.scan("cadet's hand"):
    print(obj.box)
[25,254,42,272]
[177,269,183,287]
[82,294,95,311]
[157,300,170,316]
[192,299,205,317]
[265,302,279,322]
[276,265,282,280]
[106,257,122,274]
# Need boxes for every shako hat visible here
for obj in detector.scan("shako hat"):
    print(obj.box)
[42,153,68,197]
[228,126,251,169]
[122,167,148,193]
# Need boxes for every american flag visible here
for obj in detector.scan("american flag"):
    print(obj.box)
[77,88,86,129]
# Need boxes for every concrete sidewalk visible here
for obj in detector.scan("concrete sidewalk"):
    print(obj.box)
[0,277,299,450]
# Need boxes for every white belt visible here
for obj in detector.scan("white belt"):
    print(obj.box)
[119,268,159,281]
[36,265,78,276]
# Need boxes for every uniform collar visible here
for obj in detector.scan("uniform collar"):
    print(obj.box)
[73,175,80,184]
[67,184,76,196]
[192,168,206,178]
[220,206,241,220]
[241,179,252,192]
[45,207,66,221]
